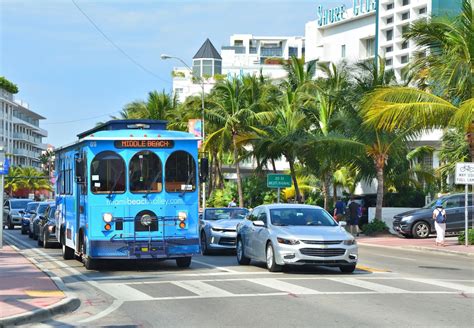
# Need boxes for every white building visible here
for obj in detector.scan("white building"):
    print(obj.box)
[172,35,304,102]
[0,87,48,168]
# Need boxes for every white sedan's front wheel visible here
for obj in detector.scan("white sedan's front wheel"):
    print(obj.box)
[266,243,283,272]
[236,238,250,265]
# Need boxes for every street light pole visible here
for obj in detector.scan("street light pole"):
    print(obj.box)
[161,54,206,210]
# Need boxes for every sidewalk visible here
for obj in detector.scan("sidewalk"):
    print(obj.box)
[357,234,474,256]
[0,245,79,327]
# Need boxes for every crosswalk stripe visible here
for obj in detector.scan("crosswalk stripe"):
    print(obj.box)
[249,278,319,295]
[95,283,154,301]
[405,278,474,293]
[327,278,406,293]
[171,280,234,297]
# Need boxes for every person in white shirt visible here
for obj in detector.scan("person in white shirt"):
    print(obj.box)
[432,200,447,246]
[228,197,237,207]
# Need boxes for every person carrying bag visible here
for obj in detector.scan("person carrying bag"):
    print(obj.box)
[432,200,447,246]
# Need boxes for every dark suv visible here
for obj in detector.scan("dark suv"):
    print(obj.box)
[393,193,473,238]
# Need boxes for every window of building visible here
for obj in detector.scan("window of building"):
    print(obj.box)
[261,47,283,57]
[386,3,394,10]
[234,40,243,46]
[288,47,298,58]
[401,25,409,35]
[401,55,409,64]
[366,38,375,57]
[90,151,126,194]
[386,58,393,66]
[386,29,393,41]
[401,40,409,49]
[249,47,257,54]
[341,44,346,58]
[386,46,393,53]
[202,59,213,76]
[192,59,201,78]
[214,60,222,75]
[165,151,196,192]
[129,151,162,193]
[401,12,410,20]
[402,0,409,6]
[422,153,433,169]
[419,7,427,14]
[386,16,393,24]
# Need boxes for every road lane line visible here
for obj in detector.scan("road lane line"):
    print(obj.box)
[95,283,153,301]
[79,300,124,323]
[171,280,234,297]
[249,278,319,295]
[405,278,474,293]
[191,259,240,273]
[328,278,406,293]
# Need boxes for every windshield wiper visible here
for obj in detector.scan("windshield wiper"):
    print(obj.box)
[144,171,162,198]
[179,171,195,198]
[107,168,124,199]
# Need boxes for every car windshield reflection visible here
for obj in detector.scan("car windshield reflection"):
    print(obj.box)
[270,208,337,227]
[205,208,249,220]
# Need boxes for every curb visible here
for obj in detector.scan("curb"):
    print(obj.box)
[0,241,81,327]
[0,296,80,328]
[358,241,474,257]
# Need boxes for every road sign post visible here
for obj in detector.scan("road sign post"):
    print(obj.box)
[267,174,292,203]
[455,163,474,247]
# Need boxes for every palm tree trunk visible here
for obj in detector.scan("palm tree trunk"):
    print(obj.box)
[232,134,244,207]
[322,172,331,211]
[271,158,277,173]
[332,177,338,205]
[375,163,384,221]
[287,157,301,203]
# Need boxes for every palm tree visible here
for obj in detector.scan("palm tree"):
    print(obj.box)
[206,78,259,207]
[364,0,474,157]
[121,90,178,121]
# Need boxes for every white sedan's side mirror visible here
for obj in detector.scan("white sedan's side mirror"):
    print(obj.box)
[339,221,347,227]
[253,220,265,227]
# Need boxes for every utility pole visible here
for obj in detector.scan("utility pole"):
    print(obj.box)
[0,142,7,248]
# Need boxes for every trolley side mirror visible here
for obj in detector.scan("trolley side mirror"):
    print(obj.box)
[200,157,209,182]
[75,157,86,184]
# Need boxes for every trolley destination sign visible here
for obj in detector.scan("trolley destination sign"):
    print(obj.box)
[267,174,292,188]
[114,140,174,149]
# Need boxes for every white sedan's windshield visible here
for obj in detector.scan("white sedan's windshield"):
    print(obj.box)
[205,208,249,220]
[270,208,337,226]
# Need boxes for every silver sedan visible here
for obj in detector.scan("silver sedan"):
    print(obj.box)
[200,207,249,254]
[236,204,358,273]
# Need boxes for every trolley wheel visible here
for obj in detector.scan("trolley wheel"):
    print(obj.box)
[61,238,75,260]
[176,257,192,268]
[83,256,97,270]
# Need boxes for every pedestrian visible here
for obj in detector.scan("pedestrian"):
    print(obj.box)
[432,199,447,246]
[347,197,360,236]
[333,197,346,222]
[228,197,237,207]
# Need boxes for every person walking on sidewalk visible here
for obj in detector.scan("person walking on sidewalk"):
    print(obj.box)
[333,197,346,222]
[432,200,447,246]
[347,197,360,237]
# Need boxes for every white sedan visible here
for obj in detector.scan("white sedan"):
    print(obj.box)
[236,204,358,273]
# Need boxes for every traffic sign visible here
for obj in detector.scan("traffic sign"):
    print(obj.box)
[455,162,474,185]
[0,158,10,175]
[267,174,292,188]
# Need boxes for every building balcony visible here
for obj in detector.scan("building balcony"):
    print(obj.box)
[12,148,40,159]
[12,117,48,137]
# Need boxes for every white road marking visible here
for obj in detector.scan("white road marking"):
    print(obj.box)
[95,283,153,301]
[172,280,234,297]
[79,300,124,323]
[328,278,406,293]
[191,259,240,273]
[368,254,417,261]
[250,278,318,295]
[405,278,474,293]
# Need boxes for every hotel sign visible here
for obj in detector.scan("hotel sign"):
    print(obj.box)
[317,0,377,27]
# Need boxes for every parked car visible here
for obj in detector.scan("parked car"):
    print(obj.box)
[29,201,54,240]
[393,193,473,238]
[200,207,249,254]
[37,205,58,248]
[236,204,358,273]
[3,198,32,229]
[20,201,40,235]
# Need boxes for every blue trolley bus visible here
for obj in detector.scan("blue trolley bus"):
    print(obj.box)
[54,120,204,269]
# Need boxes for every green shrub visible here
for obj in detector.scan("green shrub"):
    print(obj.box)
[0,76,19,94]
[458,229,474,245]
[361,219,389,236]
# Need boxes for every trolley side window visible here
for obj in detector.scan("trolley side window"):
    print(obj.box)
[129,151,163,193]
[165,151,196,192]
[90,151,126,194]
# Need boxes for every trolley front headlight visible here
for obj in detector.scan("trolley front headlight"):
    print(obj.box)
[178,212,187,221]
[140,214,152,227]
[103,213,113,223]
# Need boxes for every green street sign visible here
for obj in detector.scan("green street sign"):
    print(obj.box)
[267,174,292,188]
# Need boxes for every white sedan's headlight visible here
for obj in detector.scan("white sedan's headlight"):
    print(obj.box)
[344,239,357,245]
[277,237,300,245]
[103,213,113,223]
[211,227,224,232]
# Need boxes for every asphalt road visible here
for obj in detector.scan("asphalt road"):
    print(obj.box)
[3,229,474,328]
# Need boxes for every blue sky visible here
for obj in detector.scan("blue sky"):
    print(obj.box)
[1,0,351,147]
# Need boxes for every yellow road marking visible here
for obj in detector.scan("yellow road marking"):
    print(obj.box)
[24,290,65,297]
[356,265,391,273]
